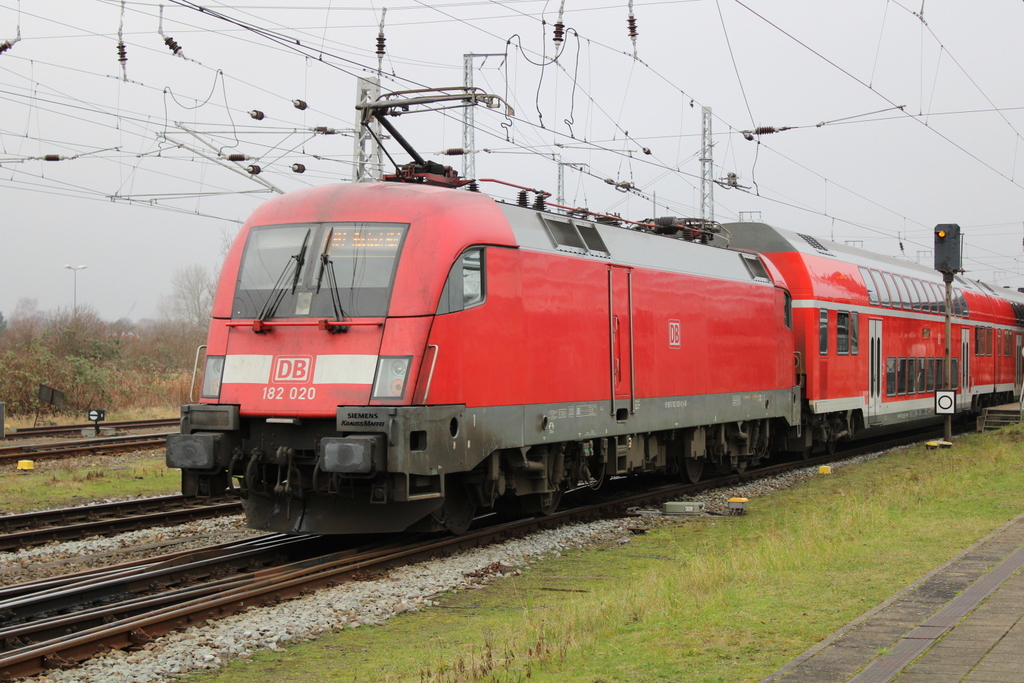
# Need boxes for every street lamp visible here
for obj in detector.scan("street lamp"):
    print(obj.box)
[63,264,87,313]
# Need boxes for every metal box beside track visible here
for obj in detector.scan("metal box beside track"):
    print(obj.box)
[664,501,704,516]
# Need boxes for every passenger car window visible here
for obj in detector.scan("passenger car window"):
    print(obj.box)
[851,311,859,354]
[881,272,901,308]
[837,311,850,355]
[859,267,879,305]
[871,270,890,306]
[819,309,829,355]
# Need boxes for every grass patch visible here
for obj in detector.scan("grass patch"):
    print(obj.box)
[0,455,179,512]
[189,427,1024,682]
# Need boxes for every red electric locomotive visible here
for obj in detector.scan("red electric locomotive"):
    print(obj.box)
[727,222,1024,451]
[165,180,801,534]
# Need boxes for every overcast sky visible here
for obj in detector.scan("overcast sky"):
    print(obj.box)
[1,0,1022,321]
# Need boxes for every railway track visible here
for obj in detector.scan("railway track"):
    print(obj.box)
[0,495,242,552]
[0,439,900,680]
[0,422,959,678]
[2,418,178,441]
[0,432,171,464]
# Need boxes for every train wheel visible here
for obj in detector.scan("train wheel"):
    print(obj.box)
[684,458,704,484]
[431,486,476,535]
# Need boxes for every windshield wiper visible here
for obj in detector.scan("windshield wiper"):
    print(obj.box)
[257,228,310,322]
[317,252,348,324]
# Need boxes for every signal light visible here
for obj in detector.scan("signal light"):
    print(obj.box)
[934,223,961,272]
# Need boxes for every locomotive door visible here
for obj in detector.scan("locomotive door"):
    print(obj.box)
[960,328,971,411]
[868,319,883,423]
[608,265,634,418]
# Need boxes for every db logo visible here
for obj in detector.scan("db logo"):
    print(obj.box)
[668,320,681,348]
[273,356,313,383]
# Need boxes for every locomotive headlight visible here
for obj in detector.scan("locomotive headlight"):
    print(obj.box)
[201,356,226,399]
[372,355,412,400]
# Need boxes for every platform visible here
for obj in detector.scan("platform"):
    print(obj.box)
[761,511,1024,683]
[977,403,1022,431]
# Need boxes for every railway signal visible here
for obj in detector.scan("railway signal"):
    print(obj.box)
[934,223,963,442]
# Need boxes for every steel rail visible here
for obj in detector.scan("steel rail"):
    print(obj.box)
[2,419,179,440]
[0,498,242,552]
[0,494,232,534]
[0,433,171,464]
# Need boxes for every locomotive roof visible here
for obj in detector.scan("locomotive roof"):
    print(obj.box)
[498,203,787,288]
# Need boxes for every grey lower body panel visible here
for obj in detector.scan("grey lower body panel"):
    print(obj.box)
[243,492,443,534]
[342,387,800,477]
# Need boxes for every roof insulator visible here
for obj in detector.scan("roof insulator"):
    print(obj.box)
[517,190,529,207]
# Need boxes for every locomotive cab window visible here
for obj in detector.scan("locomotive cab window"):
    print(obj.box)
[437,248,487,315]
[233,221,408,319]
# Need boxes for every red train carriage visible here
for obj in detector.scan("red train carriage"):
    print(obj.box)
[726,222,1024,451]
[166,182,800,534]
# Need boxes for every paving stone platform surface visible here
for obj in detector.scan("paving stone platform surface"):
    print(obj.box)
[760,512,1024,683]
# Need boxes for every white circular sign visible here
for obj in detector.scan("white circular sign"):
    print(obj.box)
[936,394,954,411]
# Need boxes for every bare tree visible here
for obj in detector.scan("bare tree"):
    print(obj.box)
[159,265,215,328]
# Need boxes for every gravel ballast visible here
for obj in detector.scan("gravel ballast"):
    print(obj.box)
[13,450,887,683]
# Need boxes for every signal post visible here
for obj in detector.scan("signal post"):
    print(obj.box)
[934,224,962,442]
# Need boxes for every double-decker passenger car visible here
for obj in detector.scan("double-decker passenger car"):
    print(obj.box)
[728,222,1024,451]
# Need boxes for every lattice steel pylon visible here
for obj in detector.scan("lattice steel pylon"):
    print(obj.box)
[353,77,382,182]
[463,53,504,181]
[700,106,714,222]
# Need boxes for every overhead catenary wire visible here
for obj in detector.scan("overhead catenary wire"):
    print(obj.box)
[2,2,1022,285]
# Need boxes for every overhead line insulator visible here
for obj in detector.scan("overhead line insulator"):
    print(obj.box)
[293,99,307,111]
[249,110,265,121]
[163,36,182,55]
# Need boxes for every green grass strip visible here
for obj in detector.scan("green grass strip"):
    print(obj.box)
[182,428,1024,682]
